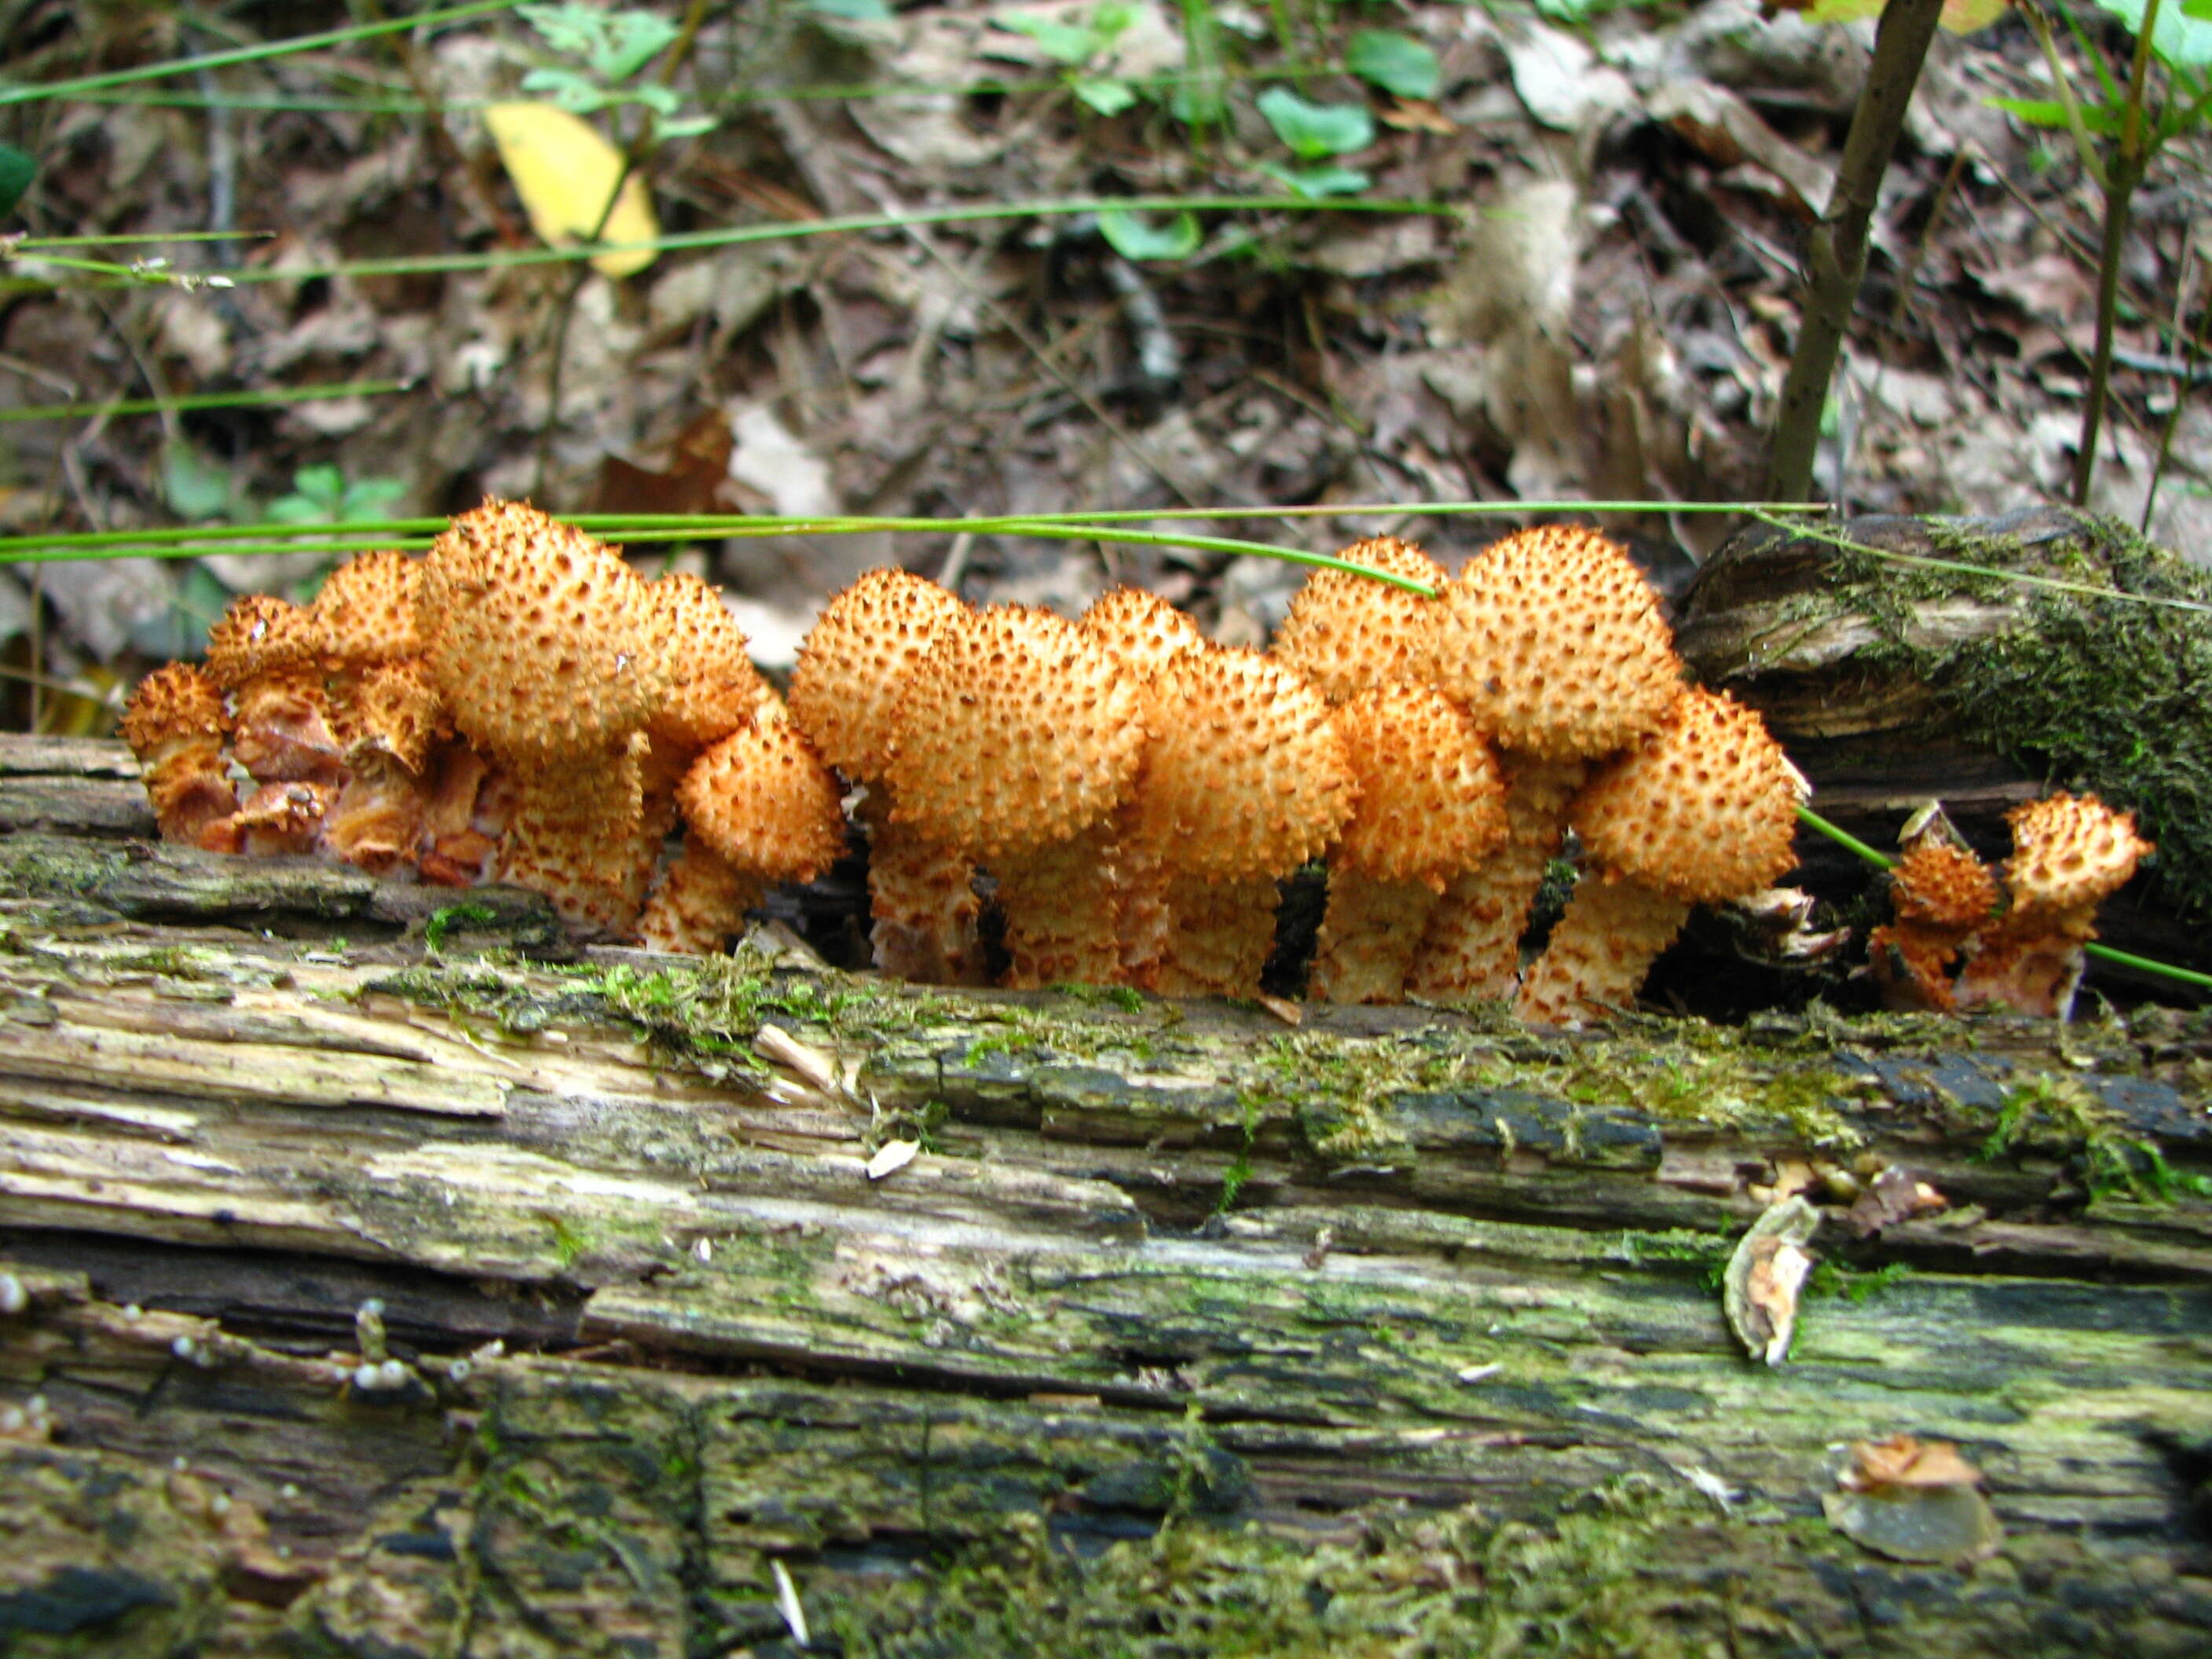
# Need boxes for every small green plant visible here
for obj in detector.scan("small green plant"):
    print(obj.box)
[1989,0,2210,505]
[1344,29,1438,101]
[993,2,1144,115]
[517,2,714,136]
[1254,86,1374,198]
[268,463,405,526]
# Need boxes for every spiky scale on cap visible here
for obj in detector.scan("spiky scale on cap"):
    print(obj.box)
[1330,682,1507,888]
[2002,793,2150,917]
[1126,646,1355,880]
[1083,587,1207,681]
[315,551,423,666]
[788,569,969,779]
[1573,686,1800,905]
[1270,537,1445,705]
[1430,526,1680,760]
[678,708,847,882]
[206,595,327,690]
[885,604,1145,862]
[418,499,668,765]
[646,571,771,752]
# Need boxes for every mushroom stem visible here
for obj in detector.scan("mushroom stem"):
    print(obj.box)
[858,791,987,986]
[638,833,766,955]
[496,738,650,936]
[1514,870,1690,1026]
[1406,756,1586,1001]
[994,822,1125,989]
[1311,874,1439,1004]
[1148,873,1281,998]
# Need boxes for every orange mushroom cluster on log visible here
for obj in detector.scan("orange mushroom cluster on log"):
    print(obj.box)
[117,502,2145,1021]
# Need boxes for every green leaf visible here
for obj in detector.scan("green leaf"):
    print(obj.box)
[2187,0,2212,18]
[0,141,31,218]
[1097,207,1201,261]
[1345,30,1439,101]
[160,440,234,522]
[1985,94,2125,135]
[2097,0,2212,68]
[1254,160,1371,199]
[595,10,680,81]
[521,67,609,113]
[518,3,613,60]
[1256,86,1375,159]
[806,0,895,18]
[1073,77,1139,115]
[995,13,1101,64]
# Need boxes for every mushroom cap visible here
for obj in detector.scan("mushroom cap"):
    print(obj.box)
[1082,587,1207,681]
[1126,646,1356,879]
[205,595,328,690]
[313,551,423,666]
[2003,793,2151,916]
[885,604,1147,862]
[1430,526,1681,760]
[677,705,848,882]
[1269,537,1445,705]
[1331,681,1509,886]
[1891,840,2000,930]
[1572,686,1800,905]
[121,661,228,760]
[346,657,446,774]
[418,499,668,765]
[645,571,771,751]
[788,569,969,779]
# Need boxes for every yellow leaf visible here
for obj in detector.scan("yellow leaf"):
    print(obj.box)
[483,101,658,279]
[1941,0,2010,33]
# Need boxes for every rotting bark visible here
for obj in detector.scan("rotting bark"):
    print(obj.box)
[2,734,2211,1656]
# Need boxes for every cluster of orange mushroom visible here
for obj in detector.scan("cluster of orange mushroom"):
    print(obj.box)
[115,499,2141,1024]
[1869,795,2152,1018]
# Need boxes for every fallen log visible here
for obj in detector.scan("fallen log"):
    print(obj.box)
[2,731,2210,1657]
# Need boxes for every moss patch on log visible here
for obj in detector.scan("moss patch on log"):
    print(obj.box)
[1822,514,2212,921]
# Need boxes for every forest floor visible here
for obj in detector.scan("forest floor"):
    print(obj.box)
[0,0,2206,723]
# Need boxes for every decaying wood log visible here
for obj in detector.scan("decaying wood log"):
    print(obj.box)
[2,732,2210,1656]
[1676,507,2212,981]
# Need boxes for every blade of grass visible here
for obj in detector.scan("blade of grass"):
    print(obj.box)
[0,0,527,107]
[0,379,406,423]
[6,231,276,249]
[1741,507,2212,616]
[20,196,1458,292]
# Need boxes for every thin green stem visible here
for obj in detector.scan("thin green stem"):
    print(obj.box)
[0,381,405,424]
[0,0,527,106]
[1794,804,1895,870]
[1739,507,2212,615]
[5,231,274,250]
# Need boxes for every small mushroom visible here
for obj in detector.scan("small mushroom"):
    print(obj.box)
[119,662,236,847]
[1410,527,1684,1001]
[789,569,984,983]
[1954,793,2152,1017]
[205,594,344,786]
[1517,687,1801,1025]
[884,605,1147,989]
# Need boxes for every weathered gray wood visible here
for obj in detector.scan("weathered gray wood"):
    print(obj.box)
[2,734,2210,1657]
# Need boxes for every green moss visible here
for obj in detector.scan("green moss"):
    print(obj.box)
[834,1479,1838,1659]
[1823,515,2212,921]
[1975,1072,2181,1203]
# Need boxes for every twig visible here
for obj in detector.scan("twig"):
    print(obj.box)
[1763,0,1947,503]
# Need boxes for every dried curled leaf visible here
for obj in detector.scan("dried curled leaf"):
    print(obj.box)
[1723,1194,1819,1366]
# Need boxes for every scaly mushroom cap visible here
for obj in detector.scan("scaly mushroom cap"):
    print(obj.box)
[1891,840,2001,929]
[2002,793,2151,917]
[646,571,771,751]
[1331,682,1508,887]
[789,569,969,779]
[677,706,847,882]
[346,658,446,774]
[1573,686,1799,905]
[1126,646,1355,879]
[1083,587,1207,681]
[418,499,668,765]
[121,662,229,763]
[205,595,328,690]
[1430,526,1680,760]
[1269,537,1445,705]
[886,605,1146,862]
[313,551,423,667]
